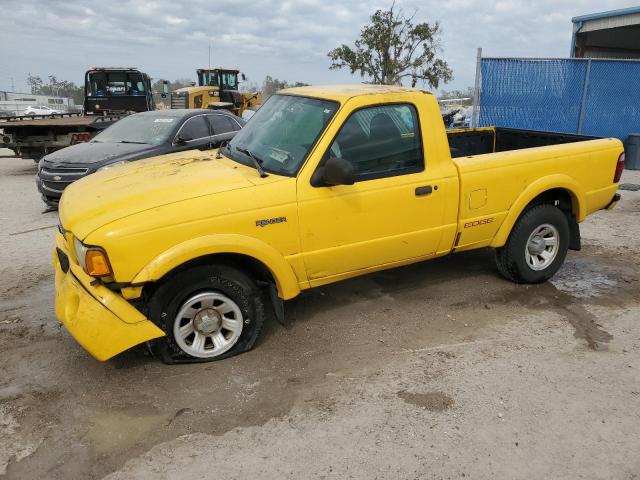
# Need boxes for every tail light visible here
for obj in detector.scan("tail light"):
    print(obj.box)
[614,152,625,183]
[70,132,91,145]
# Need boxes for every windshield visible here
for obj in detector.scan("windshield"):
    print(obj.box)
[92,114,177,145]
[87,71,147,96]
[220,71,238,90]
[225,94,339,176]
[198,70,238,89]
[199,71,217,87]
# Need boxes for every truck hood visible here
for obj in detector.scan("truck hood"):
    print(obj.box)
[59,150,259,239]
[43,141,158,166]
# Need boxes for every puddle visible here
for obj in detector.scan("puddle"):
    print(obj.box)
[397,391,454,411]
[85,409,167,455]
[0,404,43,475]
[495,282,613,351]
[551,258,619,299]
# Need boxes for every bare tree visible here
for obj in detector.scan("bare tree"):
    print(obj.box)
[328,3,453,88]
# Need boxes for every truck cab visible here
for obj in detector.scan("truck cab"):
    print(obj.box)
[84,67,154,114]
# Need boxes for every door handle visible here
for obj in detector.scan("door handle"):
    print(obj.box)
[415,185,433,196]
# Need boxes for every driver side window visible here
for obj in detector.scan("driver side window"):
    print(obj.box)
[177,116,210,141]
[328,104,423,181]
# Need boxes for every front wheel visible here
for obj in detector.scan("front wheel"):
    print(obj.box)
[146,265,266,363]
[494,204,570,284]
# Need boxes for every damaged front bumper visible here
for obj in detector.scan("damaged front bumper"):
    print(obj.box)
[53,232,165,361]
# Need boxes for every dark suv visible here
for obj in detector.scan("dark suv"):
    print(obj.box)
[37,109,243,207]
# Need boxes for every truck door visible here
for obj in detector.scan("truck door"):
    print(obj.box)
[297,103,451,284]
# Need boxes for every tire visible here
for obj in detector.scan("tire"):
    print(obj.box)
[146,264,266,363]
[494,204,569,284]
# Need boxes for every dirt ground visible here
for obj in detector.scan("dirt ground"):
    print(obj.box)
[0,156,639,480]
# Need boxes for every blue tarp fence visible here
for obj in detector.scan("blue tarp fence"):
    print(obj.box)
[479,57,640,140]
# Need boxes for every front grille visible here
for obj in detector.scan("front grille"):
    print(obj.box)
[41,166,88,176]
[41,180,72,193]
[39,164,89,194]
[171,92,188,109]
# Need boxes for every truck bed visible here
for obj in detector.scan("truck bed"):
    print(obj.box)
[0,113,122,129]
[447,127,596,158]
[1,113,125,160]
[449,130,620,253]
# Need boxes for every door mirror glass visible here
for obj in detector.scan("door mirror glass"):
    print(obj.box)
[312,156,355,186]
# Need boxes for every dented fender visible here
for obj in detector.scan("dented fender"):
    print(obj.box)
[131,233,302,300]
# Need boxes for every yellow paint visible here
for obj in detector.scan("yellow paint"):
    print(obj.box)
[55,84,623,360]
[54,233,165,361]
[121,286,143,300]
[131,234,302,299]
[469,189,487,209]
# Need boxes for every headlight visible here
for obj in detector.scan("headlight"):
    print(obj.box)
[97,160,128,172]
[74,237,112,277]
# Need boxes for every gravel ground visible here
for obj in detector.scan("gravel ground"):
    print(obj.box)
[0,157,639,479]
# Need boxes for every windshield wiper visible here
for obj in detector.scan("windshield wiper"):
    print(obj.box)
[235,146,268,178]
[117,140,147,144]
[216,140,229,159]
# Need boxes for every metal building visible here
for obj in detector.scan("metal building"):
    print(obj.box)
[571,7,640,58]
[0,91,76,115]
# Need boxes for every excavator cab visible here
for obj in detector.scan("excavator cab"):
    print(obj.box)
[170,68,260,117]
[197,68,242,90]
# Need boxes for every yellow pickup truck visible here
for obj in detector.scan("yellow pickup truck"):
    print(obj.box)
[53,85,625,363]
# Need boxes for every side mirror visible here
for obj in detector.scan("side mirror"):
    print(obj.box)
[161,80,169,98]
[174,134,192,145]
[241,73,246,81]
[311,156,355,187]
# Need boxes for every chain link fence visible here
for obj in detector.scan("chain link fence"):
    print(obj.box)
[478,57,640,140]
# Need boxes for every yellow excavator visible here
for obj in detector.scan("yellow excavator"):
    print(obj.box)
[170,68,261,117]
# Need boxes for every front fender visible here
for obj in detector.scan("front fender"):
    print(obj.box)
[489,174,586,248]
[132,234,301,300]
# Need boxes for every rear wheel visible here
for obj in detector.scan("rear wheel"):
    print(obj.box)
[147,264,265,363]
[495,204,569,284]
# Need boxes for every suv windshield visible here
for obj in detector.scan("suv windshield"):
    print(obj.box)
[225,94,339,176]
[92,114,177,145]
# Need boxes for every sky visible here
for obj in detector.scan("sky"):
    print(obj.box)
[0,0,637,94]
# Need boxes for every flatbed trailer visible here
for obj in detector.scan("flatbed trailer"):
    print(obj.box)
[0,113,124,160]
[0,67,159,161]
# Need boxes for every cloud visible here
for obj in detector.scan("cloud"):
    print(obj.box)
[163,15,189,26]
[0,0,634,93]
